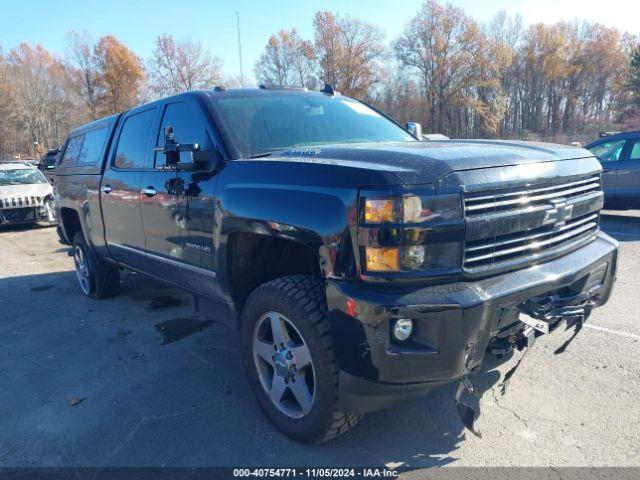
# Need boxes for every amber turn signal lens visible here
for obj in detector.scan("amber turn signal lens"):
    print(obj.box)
[364,199,395,223]
[365,247,399,272]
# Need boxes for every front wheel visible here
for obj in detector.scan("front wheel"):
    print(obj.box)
[72,232,120,299]
[240,275,361,443]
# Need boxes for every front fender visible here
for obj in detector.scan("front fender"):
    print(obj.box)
[216,184,359,285]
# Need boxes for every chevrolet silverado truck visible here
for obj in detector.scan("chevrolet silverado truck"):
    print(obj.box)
[55,86,618,443]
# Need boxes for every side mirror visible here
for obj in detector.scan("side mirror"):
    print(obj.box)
[406,122,423,139]
[155,125,200,166]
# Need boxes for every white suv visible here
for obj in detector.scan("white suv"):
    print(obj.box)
[0,162,56,226]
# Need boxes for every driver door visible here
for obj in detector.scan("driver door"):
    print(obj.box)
[140,98,221,296]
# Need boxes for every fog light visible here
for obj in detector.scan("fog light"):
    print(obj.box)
[392,318,413,342]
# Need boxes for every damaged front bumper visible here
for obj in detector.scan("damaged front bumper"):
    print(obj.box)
[0,202,57,226]
[327,232,618,414]
[0,205,56,226]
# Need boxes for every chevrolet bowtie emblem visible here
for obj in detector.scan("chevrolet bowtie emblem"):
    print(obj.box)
[544,199,573,226]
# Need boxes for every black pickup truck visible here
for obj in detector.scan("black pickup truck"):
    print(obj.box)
[55,86,618,443]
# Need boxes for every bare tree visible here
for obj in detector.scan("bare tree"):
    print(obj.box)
[370,69,424,126]
[4,43,75,152]
[66,31,100,119]
[148,34,222,97]
[255,29,316,88]
[0,51,14,159]
[314,11,386,99]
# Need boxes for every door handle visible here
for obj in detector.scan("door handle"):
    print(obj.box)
[141,186,157,197]
[602,169,611,173]
[101,185,112,194]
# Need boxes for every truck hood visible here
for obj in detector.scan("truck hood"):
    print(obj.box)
[0,182,53,205]
[277,140,594,185]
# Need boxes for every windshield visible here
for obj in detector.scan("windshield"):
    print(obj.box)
[0,168,47,186]
[211,93,416,157]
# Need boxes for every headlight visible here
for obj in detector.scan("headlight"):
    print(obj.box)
[362,194,461,224]
[359,189,463,277]
[364,243,460,272]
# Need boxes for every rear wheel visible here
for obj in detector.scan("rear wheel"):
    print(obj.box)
[240,275,361,443]
[72,231,120,299]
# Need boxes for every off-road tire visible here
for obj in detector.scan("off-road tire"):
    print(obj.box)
[240,275,362,443]
[72,231,120,299]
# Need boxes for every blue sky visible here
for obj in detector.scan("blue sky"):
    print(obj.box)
[2,0,639,83]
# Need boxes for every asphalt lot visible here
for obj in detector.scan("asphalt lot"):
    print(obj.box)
[1,211,639,470]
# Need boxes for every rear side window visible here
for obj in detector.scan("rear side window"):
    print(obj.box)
[114,108,156,169]
[61,136,83,165]
[77,127,108,165]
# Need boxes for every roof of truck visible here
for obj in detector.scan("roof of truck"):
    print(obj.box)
[66,113,121,138]
[205,86,335,98]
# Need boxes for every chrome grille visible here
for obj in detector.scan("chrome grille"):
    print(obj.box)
[465,213,598,268]
[465,175,601,217]
[463,174,601,274]
[0,196,43,209]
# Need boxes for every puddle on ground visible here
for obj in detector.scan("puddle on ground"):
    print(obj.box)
[30,285,53,292]
[148,296,182,310]
[154,317,214,345]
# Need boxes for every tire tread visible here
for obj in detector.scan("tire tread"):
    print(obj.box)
[241,275,362,443]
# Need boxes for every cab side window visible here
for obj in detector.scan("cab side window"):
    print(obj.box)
[77,127,109,165]
[155,101,214,167]
[114,108,156,169]
[61,135,83,165]
[588,139,625,163]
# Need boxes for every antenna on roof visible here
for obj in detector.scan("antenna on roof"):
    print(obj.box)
[236,11,245,87]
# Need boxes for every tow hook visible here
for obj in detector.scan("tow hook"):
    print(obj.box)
[457,302,593,436]
[499,304,592,395]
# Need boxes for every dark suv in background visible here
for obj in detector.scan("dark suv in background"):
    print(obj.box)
[586,131,640,209]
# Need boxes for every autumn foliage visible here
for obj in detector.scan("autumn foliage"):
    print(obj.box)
[1,0,639,160]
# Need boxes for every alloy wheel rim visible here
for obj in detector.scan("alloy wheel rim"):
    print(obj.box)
[253,311,316,419]
[73,246,91,295]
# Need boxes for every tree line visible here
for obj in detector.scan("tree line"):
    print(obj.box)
[0,32,227,159]
[1,0,639,160]
[256,2,640,143]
